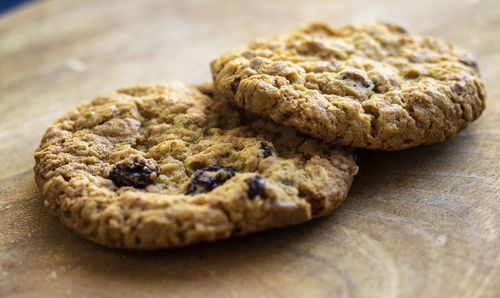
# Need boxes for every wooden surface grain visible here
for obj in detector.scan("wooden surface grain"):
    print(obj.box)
[1,0,500,297]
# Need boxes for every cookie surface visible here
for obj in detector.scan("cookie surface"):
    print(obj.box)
[34,82,357,249]
[211,22,486,150]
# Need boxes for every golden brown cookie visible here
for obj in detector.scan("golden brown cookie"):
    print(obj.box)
[211,22,486,150]
[34,82,358,249]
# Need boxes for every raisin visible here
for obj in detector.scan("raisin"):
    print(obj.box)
[340,71,372,88]
[109,160,159,188]
[245,175,266,200]
[281,180,292,186]
[185,165,235,195]
[230,77,241,95]
[260,142,273,158]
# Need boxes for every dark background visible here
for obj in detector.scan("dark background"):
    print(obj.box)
[1,0,32,14]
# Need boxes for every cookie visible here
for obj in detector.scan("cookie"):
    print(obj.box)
[211,22,486,150]
[34,82,358,249]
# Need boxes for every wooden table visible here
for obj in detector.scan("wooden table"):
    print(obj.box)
[1,0,499,297]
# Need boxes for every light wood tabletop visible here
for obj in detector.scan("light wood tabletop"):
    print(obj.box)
[1,0,499,297]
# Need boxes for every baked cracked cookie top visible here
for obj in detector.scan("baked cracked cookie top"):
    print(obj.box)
[34,82,358,249]
[211,22,486,150]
